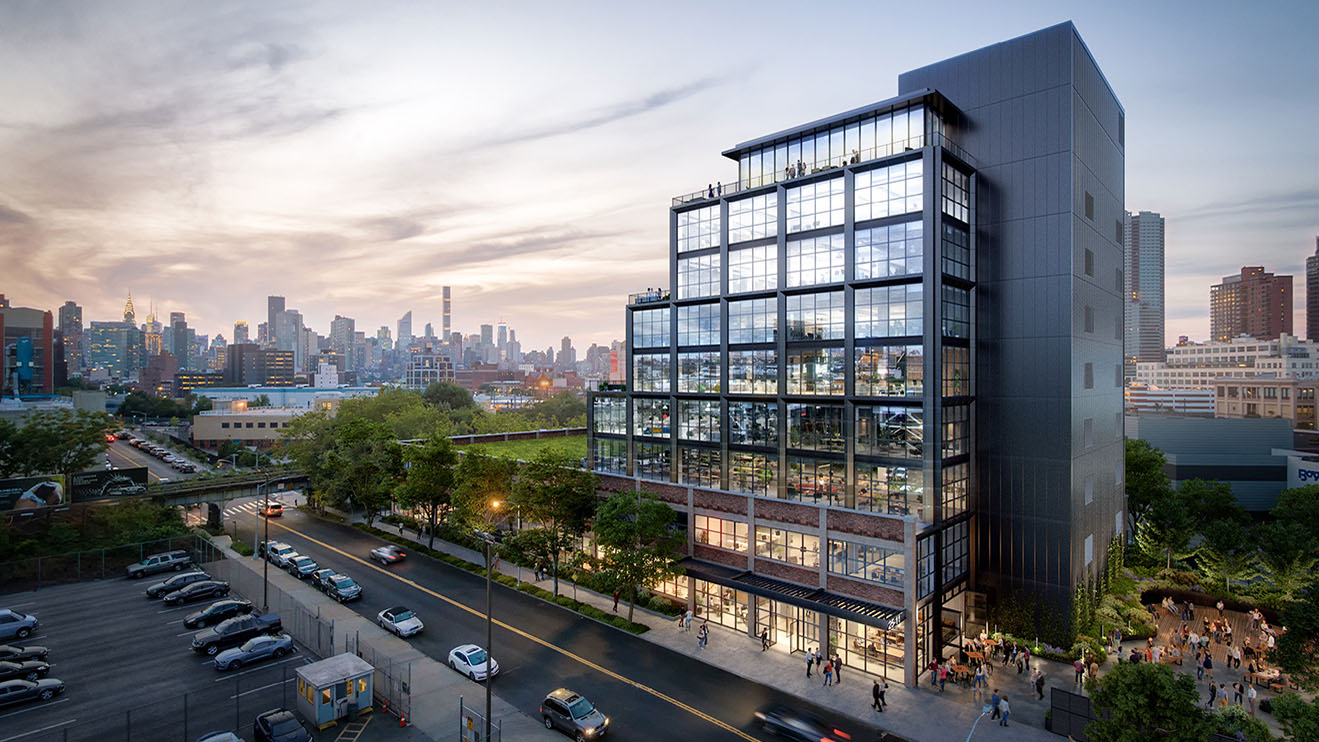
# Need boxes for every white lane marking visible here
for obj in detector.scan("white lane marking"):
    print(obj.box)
[0,698,70,721]
[4,602,38,609]
[176,629,200,637]
[212,654,302,680]
[0,717,77,741]
[229,677,295,699]
[156,605,188,613]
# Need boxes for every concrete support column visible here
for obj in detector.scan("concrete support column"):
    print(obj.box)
[904,518,920,688]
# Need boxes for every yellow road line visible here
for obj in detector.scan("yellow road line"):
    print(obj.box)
[269,520,761,742]
[106,445,165,481]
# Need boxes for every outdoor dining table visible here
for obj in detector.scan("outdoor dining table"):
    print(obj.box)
[951,664,973,684]
[967,651,985,662]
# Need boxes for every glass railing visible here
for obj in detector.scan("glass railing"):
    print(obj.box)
[672,133,975,207]
[628,289,670,305]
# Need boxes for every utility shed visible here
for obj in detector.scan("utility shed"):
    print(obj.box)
[295,653,374,729]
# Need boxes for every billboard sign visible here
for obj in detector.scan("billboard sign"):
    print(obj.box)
[0,475,67,511]
[69,468,150,502]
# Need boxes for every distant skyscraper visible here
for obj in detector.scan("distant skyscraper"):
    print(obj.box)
[58,301,83,373]
[266,296,285,347]
[233,321,249,345]
[442,286,451,340]
[330,315,355,369]
[1123,211,1166,378]
[559,336,575,369]
[1307,237,1319,341]
[397,311,413,346]
[170,312,190,370]
[275,309,304,370]
[480,324,493,347]
[424,322,434,339]
[1210,266,1293,342]
[377,326,392,352]
[497,322,508,353]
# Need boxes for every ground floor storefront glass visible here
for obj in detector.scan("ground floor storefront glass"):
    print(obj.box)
[829,616,914,682]
[752,596,820,655]
[693,579,750,634]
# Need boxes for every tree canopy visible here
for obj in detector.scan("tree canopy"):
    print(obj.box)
[0,409,116,478]
[512,448,598,596]
[394,436,459,548]
[1086,661,1211,742]
[421,382,476,412]
[592,489,683,624]
[1125,439,1171,532]
[1270,582,1319,690]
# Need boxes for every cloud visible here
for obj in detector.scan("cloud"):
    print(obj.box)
[479,77,723,148]
[1173,188,1319,222]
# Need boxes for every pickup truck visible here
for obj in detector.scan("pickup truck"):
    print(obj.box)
[191,613,283,657]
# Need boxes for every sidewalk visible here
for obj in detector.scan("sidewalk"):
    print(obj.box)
[363,513,1066,742]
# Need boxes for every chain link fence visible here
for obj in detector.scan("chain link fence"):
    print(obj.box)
[345,629,413,724]
[458,695,502,742]
[0,534,223,591]
[205,556,336,658]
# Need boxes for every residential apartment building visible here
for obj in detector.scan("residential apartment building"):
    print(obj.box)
[1210,267,1292,342]
[587,22,1124,686]
[1308,238,1319,341]
[1123,383,1214,415]
[0,295,55,395]
[58,301,84,374]
[1123,211,1165,378]
[1214,376,1319,429]
[404,346,455,389]
[224,344,295,386]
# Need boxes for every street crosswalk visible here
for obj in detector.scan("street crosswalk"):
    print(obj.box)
[221,491,304,519]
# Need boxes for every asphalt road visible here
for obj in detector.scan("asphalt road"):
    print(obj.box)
[105,438,201,483]
[0,572,317,742]
[246,507,888,742]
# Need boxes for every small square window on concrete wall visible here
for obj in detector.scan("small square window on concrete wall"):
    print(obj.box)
[1085,475,1094,505]
[1084,418,1094,448]
[1085,192,1094,220]
[1085,534,1094,565]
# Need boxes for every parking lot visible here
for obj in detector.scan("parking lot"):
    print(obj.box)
[1,569,318,742]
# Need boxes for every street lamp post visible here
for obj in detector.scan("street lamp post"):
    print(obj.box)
[478,499,512,742]
[965,704,992,742]
[260,477,271,611]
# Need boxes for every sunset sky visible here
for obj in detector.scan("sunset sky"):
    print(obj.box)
[1,0,1315,351]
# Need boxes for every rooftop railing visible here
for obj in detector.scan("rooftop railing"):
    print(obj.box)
[628,288,670,305]
[672,133,976,207]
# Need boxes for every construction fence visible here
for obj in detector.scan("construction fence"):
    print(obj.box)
[0,533,224,591]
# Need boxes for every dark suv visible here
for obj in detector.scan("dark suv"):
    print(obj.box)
[126,550,192,579]
[541,688,609,740]
[145,570,211,598]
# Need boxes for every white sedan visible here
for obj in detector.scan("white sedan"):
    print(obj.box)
[377,606,423,638]
[447,644,499,681]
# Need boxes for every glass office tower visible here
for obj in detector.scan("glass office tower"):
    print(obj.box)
[589,22,1123,687]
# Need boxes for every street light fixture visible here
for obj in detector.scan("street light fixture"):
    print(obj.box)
[477,498,512,742]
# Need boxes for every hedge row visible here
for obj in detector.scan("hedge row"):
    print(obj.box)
[348,522,650,635]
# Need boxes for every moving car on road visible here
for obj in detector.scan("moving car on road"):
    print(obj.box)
[192,613,283,656]
[0,609,39,640]
[213,633,294,671]
[146,570,211,598]
[753,704,854,742]
[0,678,65,707]
[126,549,193,579]
[0,644,48,662]
[253,708,312,742]
[163,580,231,606]
[0,659,51,682]
[541,688,610,740]
[323,574,362,603]
[369,544,406,565]
[184,599,255,630]
[448,644,499,681]
[377,606,423,637]
[286,555,318,579]
[262,503,283,517]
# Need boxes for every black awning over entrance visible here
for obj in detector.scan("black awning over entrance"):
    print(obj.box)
[678,558,905,630]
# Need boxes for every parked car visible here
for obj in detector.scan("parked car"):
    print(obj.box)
[192,613,283,656]
[376,606,423,637]
[285,556,318,579]
[0,610,39,640]
[213,633,294,671]
[252,708,312,742]
[267,544,298,568]
[323,574,362,603]
[146,570,211,599]
[753,705,853,742]
[263,503,283,517]
[184,599,254,630]
[195,732,244,742]
[126,549,193,579]
[310,569,336,590]
[0,644,48,662]
[369,544,406,565]
[0,678,65,707]
[448,644,499,681]
[0,660,50,682]
[541,688,609,740]
[163,580,231,606]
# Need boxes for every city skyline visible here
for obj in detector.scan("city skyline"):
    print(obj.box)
[0,0,1315,349]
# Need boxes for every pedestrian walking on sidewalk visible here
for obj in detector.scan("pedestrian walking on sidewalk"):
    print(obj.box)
[1247,683,1257,715]
[398,522,404,535]
[815,648,823,668]
[1233,681,1243,705]
[938,663,948,692]
[990,690,1001,720]
[833,653,843,684]
[822,660,833,687]
[878,680,888,710]
[806,651,814,678]
[1074,658,1085,686]
[1036,670,1046,700]
[998,696,1011,726]
[761,629,770,651]
[872,679,883,711]
[698,621,709,649]
[612,590,620,612]
[684,609,693,631]
[929,659,939,686]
